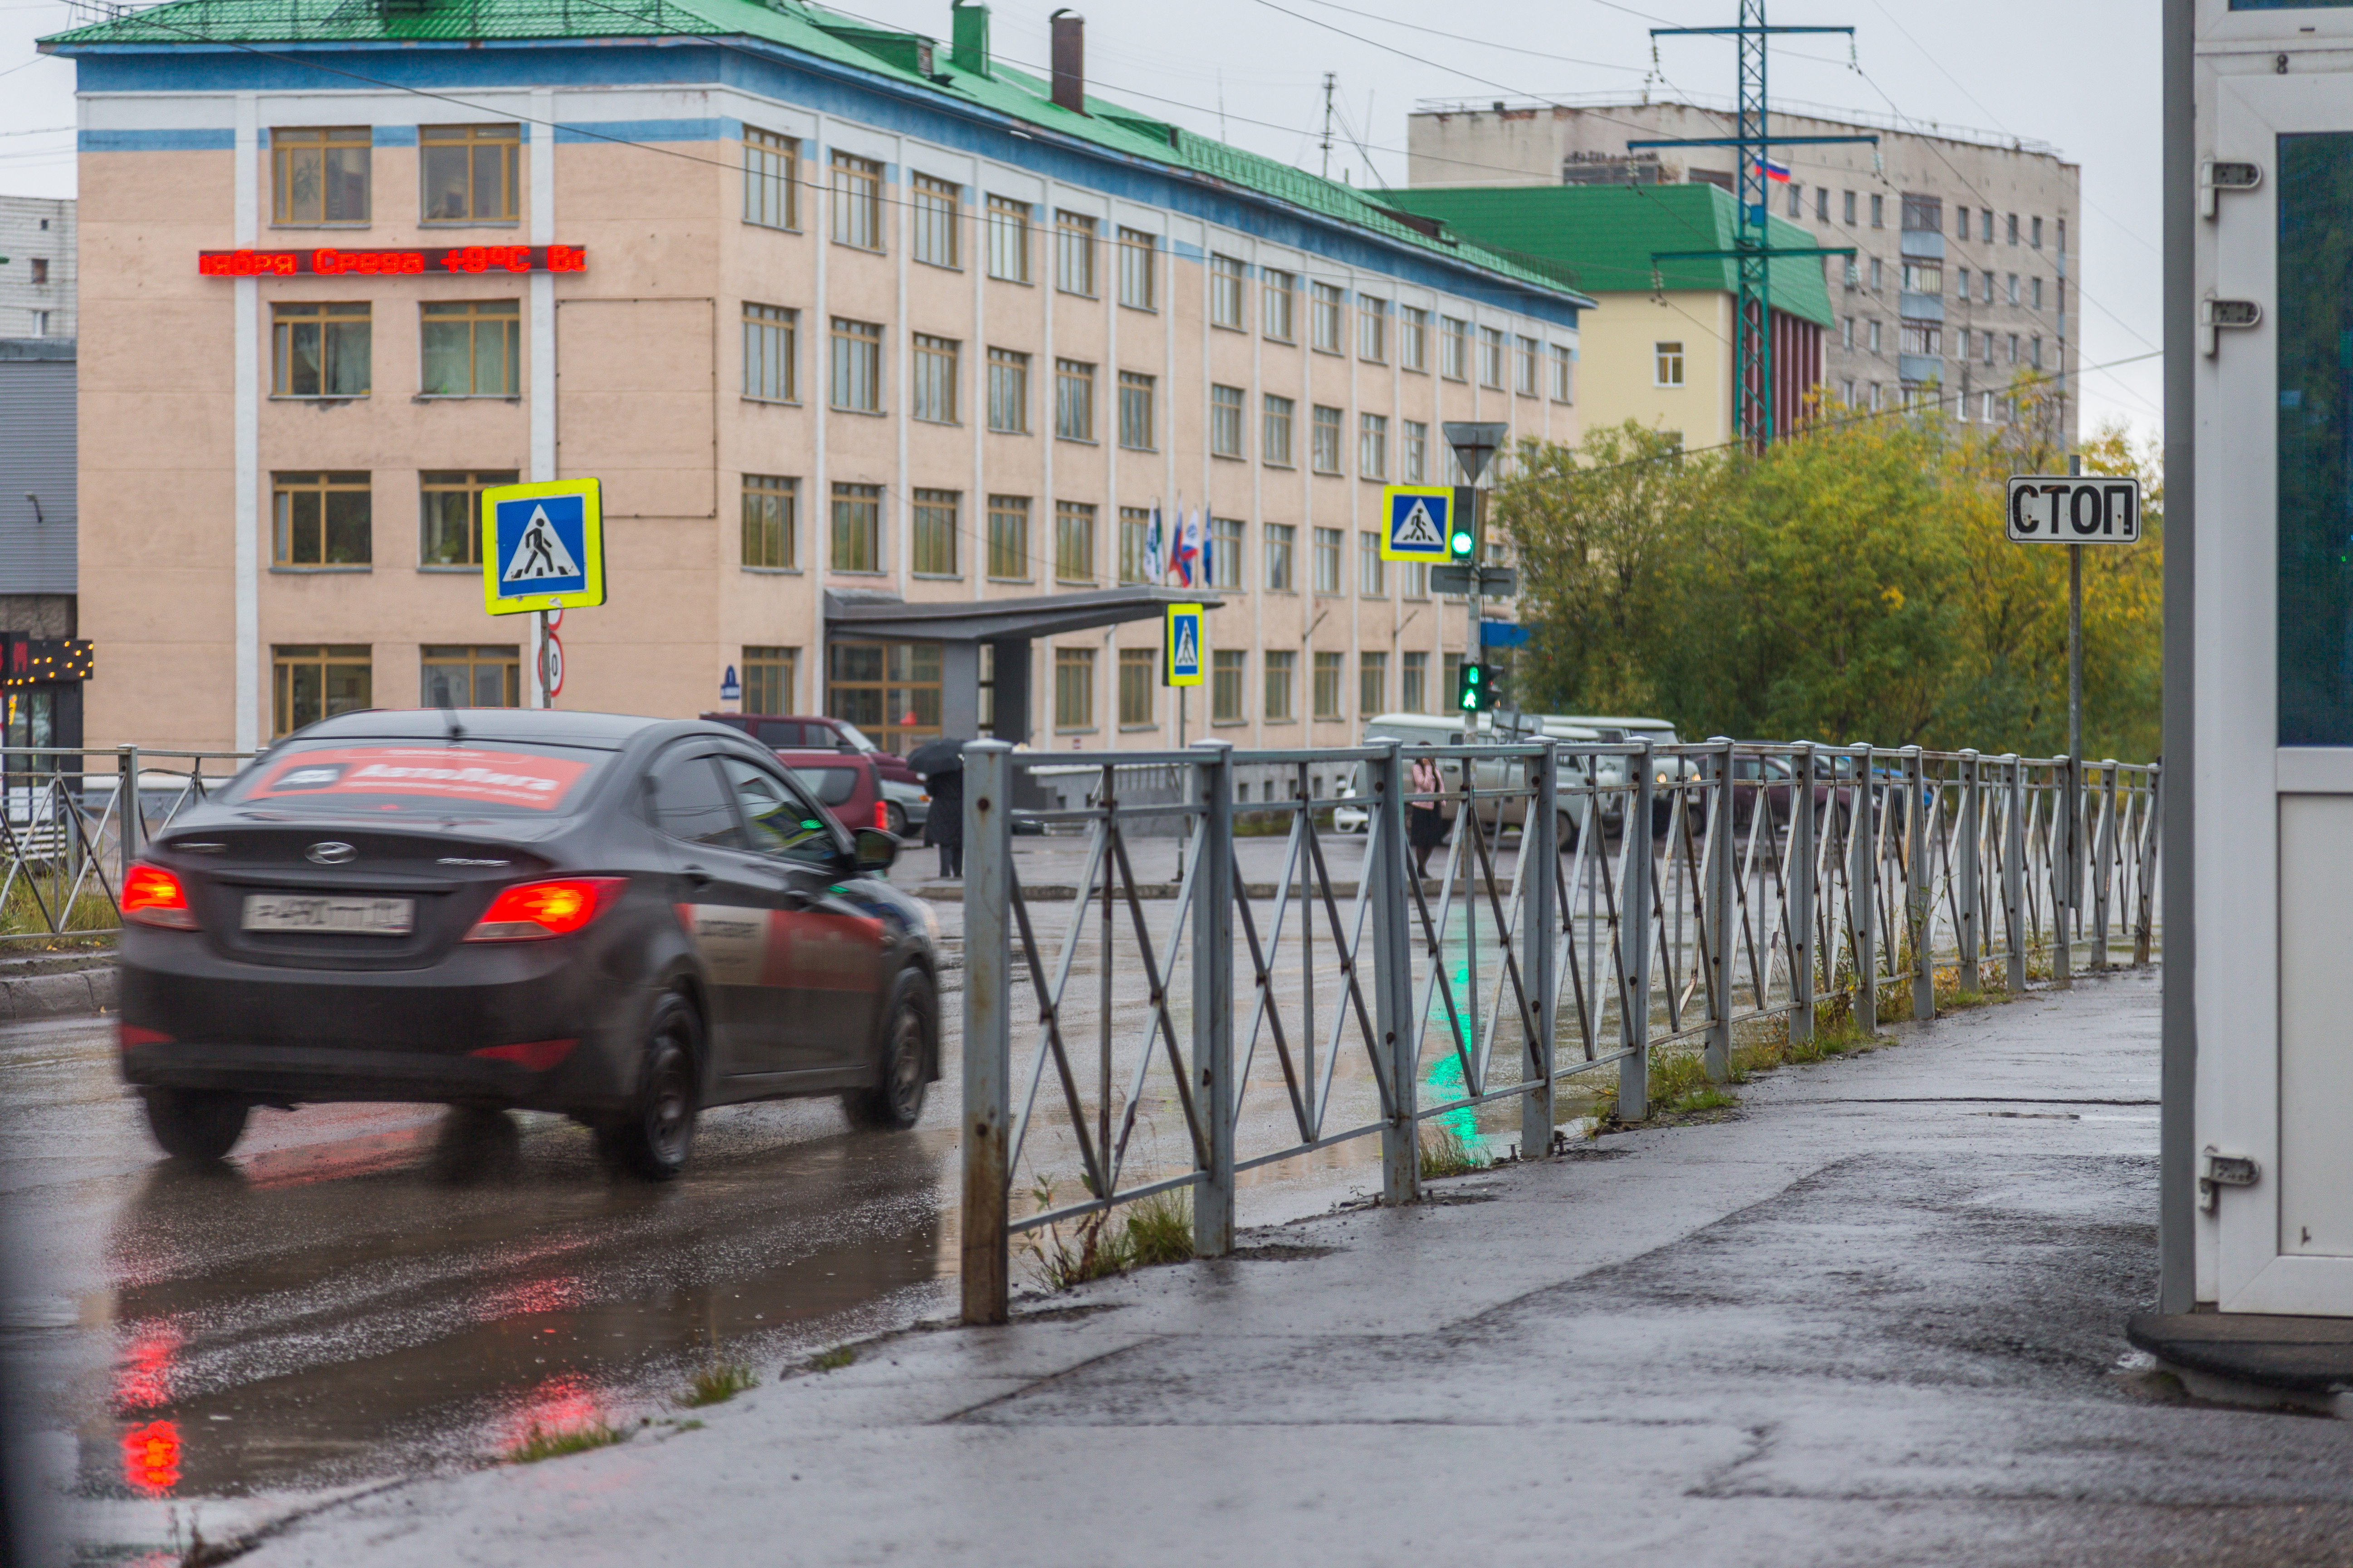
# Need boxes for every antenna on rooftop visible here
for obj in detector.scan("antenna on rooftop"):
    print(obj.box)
[1319,71,1337,181]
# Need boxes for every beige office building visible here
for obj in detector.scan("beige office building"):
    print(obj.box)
[1407,96,2078,442]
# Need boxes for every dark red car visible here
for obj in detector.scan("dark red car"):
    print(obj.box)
[774,749,892,837]
[702,713,920,788]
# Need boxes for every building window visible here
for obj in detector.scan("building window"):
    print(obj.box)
[420,124,519,224]
[1870,257,1883,291]
[912,333,959,425]
[2030,336,2043,370]
[1265,523,1295,591]
[1957,265,1971,297]
[1118,506,1152,584]
[1055,501,1096,584]
[1206,517,1241,591]
[1655,341,1685,387]
[1955,205,1971,238]
[1817,187,1829,221]
[743,126,799,230]
[742,645,796,714]
[1402,420,1428,483]
[1550,343,1575,402]
[827,642,941,752]
[1358,295,1388,362]
[272,127,369,225]
[1310,282,1345,352]
[1359,412,1388,481]
[1055,211,1098,296]
[1312,651,1343,720]
[831,317,883,412]
[1901,323,1941,356]
[832,481,882,572]
[1054,358,1095,441]
[272,302,370,397]
[272,472,370,567]
[421,299,520,397]
[421,469,516,566]
[2056,219,2066,255]
[1119,647,1156,728]
[1443,652,1461,697]
[1515,335,1540,395]
[1900,192,1941,233]
[1401,650,1427,712]
[1843,190,1857,225]
[1212,650,1246,722]
[988,495,1030,579]
[986,195,1032,281]
[1984,331,1997,364]
[1841,377,1856,404]
[2030,216,2044,250]
[1358,530,1385,597]
[1312,526,1342,595]
[1902,262,1941,294]
[421,644,519,708]
[1869,194,1884,228]
[1054,647,1096,731]
[1210,383,1245,458]
[1118,372,1156,451]
[272,645,371,736]
[912,488,959,577]
[911,174,960,268]
[1211,254,1247,328]
[1262,269,1296,341]
[1358,651,1387,717]
[1982,390,1999,422]
[1402,559,1428,599]
[1478,326,1506,388]
[2031,277,2044,310]
[1843,316,1855,350]
[831,152,883,251]
[1118,227,1157,309]
[1311,405,1343,475]
[1263,394,1295,467]
[743,302,799,403]
[741,473,798,569]
[987,347,1029,432]
[1400,306,1429,372]
[1264,650,1297,721]
[30,260,47,287]
[1788,182,1802,218]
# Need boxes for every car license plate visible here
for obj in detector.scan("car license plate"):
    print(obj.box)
[241,894,414,936]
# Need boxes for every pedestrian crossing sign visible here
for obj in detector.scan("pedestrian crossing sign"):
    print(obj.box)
[1163,602,1204,687]
[481,478,606,615]
[1380,485,1454,562]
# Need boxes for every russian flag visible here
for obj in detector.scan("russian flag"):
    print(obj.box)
[1755,156,1792,183]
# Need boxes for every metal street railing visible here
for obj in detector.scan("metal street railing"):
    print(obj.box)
[0,747,253,948]
[959,737,2158,1322]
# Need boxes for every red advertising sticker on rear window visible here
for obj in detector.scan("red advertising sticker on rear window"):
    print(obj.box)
[251,747,592,811]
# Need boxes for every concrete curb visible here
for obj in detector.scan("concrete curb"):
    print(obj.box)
[0,957,117,1022]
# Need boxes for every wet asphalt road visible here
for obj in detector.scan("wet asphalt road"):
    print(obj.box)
[0,1009,963,1507]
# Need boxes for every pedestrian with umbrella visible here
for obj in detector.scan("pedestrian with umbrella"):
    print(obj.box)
[907,737,968,880]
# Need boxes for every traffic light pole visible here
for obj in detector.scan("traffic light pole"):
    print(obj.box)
[1463,484,1481,728]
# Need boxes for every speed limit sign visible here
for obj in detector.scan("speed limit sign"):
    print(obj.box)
[541,632,565,697]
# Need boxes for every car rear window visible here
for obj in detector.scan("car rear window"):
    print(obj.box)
[227,740,612,816]
[786,765,861,806]
[754,720,803,747]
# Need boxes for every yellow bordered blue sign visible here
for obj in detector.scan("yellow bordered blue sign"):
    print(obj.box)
[482,478,606,615]
[1380,485,1453,562]
[1163,603,1204,687]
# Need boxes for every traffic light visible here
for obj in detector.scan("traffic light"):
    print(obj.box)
[1448,515,1477,562]
[1456,661,1487,711]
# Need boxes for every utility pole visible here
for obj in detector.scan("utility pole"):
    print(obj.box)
[1319,71,1338,181]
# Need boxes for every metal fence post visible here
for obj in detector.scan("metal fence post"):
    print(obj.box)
[960,740,1014,1326]
[1372,740,1421,1204]
[1620,741,1654,1122]
[1523,740,1559,1159]
[2095,759,2118,972]
[1853,742,1878,1037]
[1908,746,1935,1023]
[1191,740,1236,1256]
[1957,750,1980,989]
[2049,757,2074,990]
[117,745,141,875]
[2135,765,2160,967]
[1705,738,1736,1080]
[2004,755,2028,995]
[1789,741,1816,1047]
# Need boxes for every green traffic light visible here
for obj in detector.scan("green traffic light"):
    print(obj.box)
[1450,528,1476,558]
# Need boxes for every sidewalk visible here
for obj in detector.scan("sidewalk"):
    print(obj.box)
[239,970,2353,1568]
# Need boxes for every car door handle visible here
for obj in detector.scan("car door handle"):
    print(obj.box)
[681,863,714,889]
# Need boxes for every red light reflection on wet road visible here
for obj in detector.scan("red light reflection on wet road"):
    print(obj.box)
[113,1324,181,1412]
[499,1373,605,1451]
[121,1420,181,1495]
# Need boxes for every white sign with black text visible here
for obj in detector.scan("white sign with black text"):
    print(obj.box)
[2005,475,2143,545]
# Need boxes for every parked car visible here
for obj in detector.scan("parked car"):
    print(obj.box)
[115,710,941,1177]
[702,713,929,834]
[774,749,893,837]
[1332,714,1603,846]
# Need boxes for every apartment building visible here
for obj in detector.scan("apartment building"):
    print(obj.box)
[1407,97,2078,443]
[0,196,76,340]
[41,0,1588,757]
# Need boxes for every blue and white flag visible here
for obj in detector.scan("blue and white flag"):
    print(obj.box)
[1143,504,1164,582]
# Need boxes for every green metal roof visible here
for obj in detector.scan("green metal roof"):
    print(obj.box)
[1381,183,1836,330]
[41,0,1593,309]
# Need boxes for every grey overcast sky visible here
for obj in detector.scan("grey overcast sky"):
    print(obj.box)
[0,0,2163,438]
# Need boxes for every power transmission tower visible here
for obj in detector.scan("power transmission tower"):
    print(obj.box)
[1631,2,1874,446]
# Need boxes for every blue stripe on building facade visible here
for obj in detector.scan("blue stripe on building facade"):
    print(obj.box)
[78,127,235,152]
[66,40,1582,325]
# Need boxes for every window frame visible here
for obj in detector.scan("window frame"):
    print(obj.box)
[1054,210,1099,298]
[1118,370,1157,452]
[1358,294,1389,363]
[987,347,1031,434]
[1209,382,1245,459]
[1311,525,1343,596]
[271,126,370,227]
[1262,268,1296,342]
[419,643,520,709]
[1312,650,1343,721]
[912,173,961,269]
[742,126,800,232]
[420,468,517,568]
[1053,646,1097,732]
[1263,394,1295,468]
[1399,305,1428,372]
[1655,340,1685,387]
[1358,412,1388,482]
[740,645,797,715]
[1118,226,1157,310]
[987,494,1031,581]
[911,488,959,577]
[829,316,884,413]
[1263,649,1297,722]
[986,195,1033,283]
[272,471,372,568]
[1310,281,1345,353]
[742,301,799,405]
[830,152,885,252]
[1210,254,1247,329]
[1310,405,1343,475]
[1054,358,1096,443]
[271,643,372,736]
[419,298,521,398]
[1118,647,1157,729]
[740,473,799,571]
[1212,649,1246,723]
[1054,500,1097,585]
[1265,523,1295,592]
[271,301,371,399]
[912,332,960,425]
[419,123,520,226]
[830,481,883,573]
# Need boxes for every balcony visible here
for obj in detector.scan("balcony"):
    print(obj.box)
[1898,353,1944,386]
[1899,292,1946,323]
[1899,229,1946,260]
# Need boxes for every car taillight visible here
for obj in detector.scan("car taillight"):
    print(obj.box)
[464,877,626,941]
[875,800,890,831]
[122,863,198,930]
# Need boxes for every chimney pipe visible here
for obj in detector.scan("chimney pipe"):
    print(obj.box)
[950,0,989,78]
[1050,10,1084,114]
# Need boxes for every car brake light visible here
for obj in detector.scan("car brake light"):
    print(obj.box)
[470,1038,578,1070]
[875,799,890,831]
[464,877,626,941]
[122,863,198,930]
[118,1024,174,1048]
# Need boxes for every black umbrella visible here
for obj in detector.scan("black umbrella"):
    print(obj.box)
[906,736,969,778]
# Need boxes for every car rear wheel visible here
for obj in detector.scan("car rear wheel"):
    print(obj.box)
[1556,809,1581,852]
[844,968,931,1132]
[597,994,700,1181]
[142,1088,250,1162]
[885,800,909,836]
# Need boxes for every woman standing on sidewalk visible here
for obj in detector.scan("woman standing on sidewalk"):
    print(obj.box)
[1408,745,1447,880]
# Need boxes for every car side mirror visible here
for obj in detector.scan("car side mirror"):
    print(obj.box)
[851,827,898,873]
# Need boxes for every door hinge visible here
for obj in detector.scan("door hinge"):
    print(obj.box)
[2198,1146,2261,1214]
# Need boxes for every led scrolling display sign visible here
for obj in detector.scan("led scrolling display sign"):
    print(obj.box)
[197,245,587,277]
